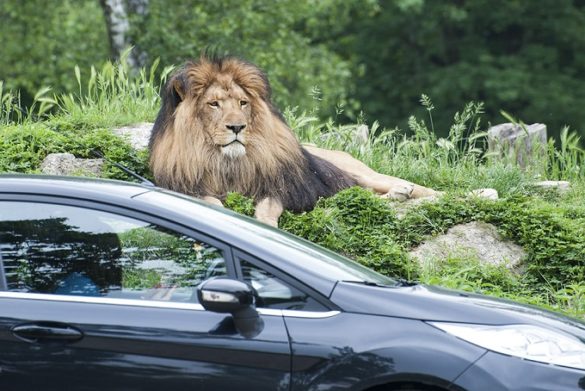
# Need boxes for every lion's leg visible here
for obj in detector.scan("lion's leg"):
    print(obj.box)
[303,145,437,200]
[202,196,224,207]
[254,197,284,227]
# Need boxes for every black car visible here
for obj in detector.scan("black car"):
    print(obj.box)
[0,175,584,391]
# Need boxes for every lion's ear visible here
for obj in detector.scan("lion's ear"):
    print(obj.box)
[171,72,188,102]
[158,70,190,116]
[172,75,187,101]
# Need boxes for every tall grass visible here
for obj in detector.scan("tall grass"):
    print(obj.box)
[288,95,585,196]
[546,127,585,181]
[0,81,21,124]
[0,83,59,125]
[1,50,173,129]
[56,49,174,127]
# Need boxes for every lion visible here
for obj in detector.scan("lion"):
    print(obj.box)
[149,55,437,227]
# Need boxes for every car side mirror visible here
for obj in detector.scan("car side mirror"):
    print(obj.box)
[198,278,263,338]
[197,277,256,316]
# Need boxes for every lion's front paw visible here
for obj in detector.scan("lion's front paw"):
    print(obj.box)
[202,196,224,207]
[381,183,415,201]
[257,216,279,227]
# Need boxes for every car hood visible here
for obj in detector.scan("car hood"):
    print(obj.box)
[331,282,585,338]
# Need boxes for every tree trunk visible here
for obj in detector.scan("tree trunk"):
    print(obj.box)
[99,0,148,71]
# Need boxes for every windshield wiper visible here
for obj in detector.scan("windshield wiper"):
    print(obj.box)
[342,279,418,288]
[395,278,418,287]
[342,280,391,288]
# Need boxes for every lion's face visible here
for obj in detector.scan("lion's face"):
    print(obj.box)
[150,55,305,198]
[196,82,252,159]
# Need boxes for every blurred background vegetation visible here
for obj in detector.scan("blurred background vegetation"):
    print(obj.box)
[2,0,585,139]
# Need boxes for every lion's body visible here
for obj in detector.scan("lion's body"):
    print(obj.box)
[149,55,436,226]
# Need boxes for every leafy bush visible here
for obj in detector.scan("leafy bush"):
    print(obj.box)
[0,123,148,180]
[225,186,585,317]
[227,187,585,290]
[483,198,585,287]
[281,187,416,278]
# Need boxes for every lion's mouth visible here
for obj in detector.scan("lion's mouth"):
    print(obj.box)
[221,141,246,158]
[222,140,243,147]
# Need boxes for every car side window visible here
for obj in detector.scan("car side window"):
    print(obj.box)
[239,259,327,311]
[0,202,227,303]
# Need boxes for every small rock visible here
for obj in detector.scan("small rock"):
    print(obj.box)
[353,124,369,144]
[534,180,571,192]
[112,122,153,150]
[469,188,499,200]
[409,221,525,269]
[41,153,103,177]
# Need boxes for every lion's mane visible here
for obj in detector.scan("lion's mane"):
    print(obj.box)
[149,55,355,212]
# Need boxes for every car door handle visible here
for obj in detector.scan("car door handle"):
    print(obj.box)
[12,322,84,343]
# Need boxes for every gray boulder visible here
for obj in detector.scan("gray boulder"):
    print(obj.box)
[409,221,525,269]
[487,123,547,168]
[112,122,153,150]
[41,153,104,177]
[534,180,571,193]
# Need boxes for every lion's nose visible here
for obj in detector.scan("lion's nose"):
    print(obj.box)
[226,124,246,134]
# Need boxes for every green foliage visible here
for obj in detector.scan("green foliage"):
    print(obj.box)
[0,82,22,124]
[0,0,109,104]
[126,0,367,117]
[394,196,479,246]
[334,0,585,138]
[0,123,148,180]
[0,54,165,178]
[546,127,585,181]
[224,193,255,217]
[399,196,585,296]
[483,197,585,288]
[418,255,525,297]
[4,0,585,139]
[554,284,585,316]
[0,124,68,172]
[56,50,173,127]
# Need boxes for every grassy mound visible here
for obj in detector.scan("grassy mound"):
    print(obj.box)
[2,60,585,318]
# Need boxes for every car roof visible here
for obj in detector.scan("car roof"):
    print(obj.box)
[0,174,152,200]
[0,174,347,296]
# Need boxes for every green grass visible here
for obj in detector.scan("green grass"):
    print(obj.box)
[56,49,173,128]
[2,58,585,319]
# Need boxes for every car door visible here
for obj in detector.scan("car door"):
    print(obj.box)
[0,198,291,391]
[232,251,394,390]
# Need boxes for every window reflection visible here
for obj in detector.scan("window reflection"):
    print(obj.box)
[1,217,123,294]
[0,202,226,303]
[240,260,326,311]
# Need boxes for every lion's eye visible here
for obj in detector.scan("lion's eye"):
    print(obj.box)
[208,101,219,108]
[240,100,248,107]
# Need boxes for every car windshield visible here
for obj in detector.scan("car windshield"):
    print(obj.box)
[153,190,399,287]
[277,235,399,287]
